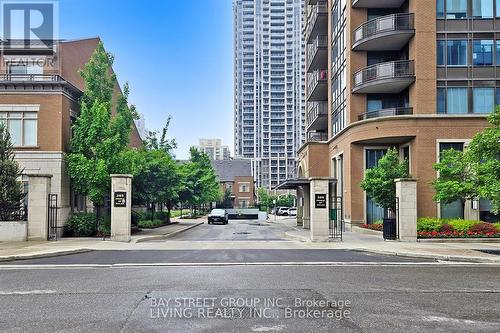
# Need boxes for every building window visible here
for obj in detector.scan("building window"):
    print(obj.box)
[447,88,468,114]
[226,183,233,193]
[497,0,500,16]
[437,40,446,65]
[473,40,493,66]
[439,142,465,219]
[0,111,38,146]
[473,88,495,113]
[238,199,249,209]
[447,0,468,18]
[437,88,447,113]
[447,40,468,66]
[239,183,250,193]
[437,0,445,18]
[8,63,43,75]
[473,0,494,18]
[496,40,500,65]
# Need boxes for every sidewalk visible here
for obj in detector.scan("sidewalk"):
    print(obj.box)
[0,219,204,262]
[284,226,500,263]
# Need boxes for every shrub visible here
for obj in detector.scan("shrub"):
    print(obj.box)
[417,217,443,232]
[170,210,183,218]
[154,211,169,221]
[469,222,498,234]
[447,219,480,233]
[131,210,146,225]
[65,213,96,237]
[360,224,383,231]
[98,214,111,236]
[440,223,454,233]
[494,222,500,231]
[137,219,165,229]
[373,220,383,225]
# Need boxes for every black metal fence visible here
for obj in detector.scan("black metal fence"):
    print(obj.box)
[0,205,27,221]
[48,194,59,240]
[383,198,399,240]
[329,196,344,240]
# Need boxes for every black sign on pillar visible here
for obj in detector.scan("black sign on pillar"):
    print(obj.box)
[315,194,327,209]
[114,192,127,207]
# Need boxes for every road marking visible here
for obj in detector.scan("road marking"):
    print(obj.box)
[0,261,499,269]
[0,290,57,295]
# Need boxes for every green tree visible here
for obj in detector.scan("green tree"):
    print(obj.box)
[218,188,234,209]
[360,148,409,212]
[67,42,137,209]
[0,123,25,210]
[144,115,177,155]
[433,107,500,213]
[180,148,221,213]
[129,149,180,221]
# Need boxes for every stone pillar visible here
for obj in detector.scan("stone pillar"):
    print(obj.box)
[110,174,133,242]
[303,185,310,229]
[395,178,417,242]
[309,178,330,242]
[296,186,303,227]
[27,174,52,241]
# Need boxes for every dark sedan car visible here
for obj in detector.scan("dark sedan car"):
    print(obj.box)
[207,209,228,225]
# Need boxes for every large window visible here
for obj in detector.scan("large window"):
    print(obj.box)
[7,63,43,75]
[473,88,495,113]
[437,40,446,65]
[439,142,465,219]
[447,40,468,66]
[447,87,468,114]
[447,0,468,18]
[0,111,38,146]
[437,0,445,18]
[473,0,494,18]
[437,88,447,113]
[473,40,494,65]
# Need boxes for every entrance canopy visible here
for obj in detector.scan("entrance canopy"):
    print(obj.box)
[273,177,337,190]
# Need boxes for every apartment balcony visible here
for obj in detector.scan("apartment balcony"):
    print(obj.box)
[352,0,407,8]
[306,102,328,131]
[306,131,328,142]
[307,35,328,73]
[307,69,328,101]
[305,2,328,43]
[0,72,82,99]
[352,13,414,51]
[358,107,413,121]
[352,60,415,94]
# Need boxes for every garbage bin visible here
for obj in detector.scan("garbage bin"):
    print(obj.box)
[383,218,397,240]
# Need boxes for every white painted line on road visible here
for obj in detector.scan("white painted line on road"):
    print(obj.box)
[0,261,499,270]
[0,290,57,295]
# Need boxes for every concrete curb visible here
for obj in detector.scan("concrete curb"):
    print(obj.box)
[352,248,500,264]
[0,248,92,262]
[133,222,204,243]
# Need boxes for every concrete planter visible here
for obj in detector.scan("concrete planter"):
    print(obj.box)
[0,221,28,242]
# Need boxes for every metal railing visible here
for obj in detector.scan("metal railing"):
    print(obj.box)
[353,13,414,46]
[0,74,62,82]
[305,1,328,41]
[358,107,413,120]
[353,60,414,89]
[0,205,27,222]
[307,131,328,142]
[307,35,328,69]
[307,69,328,98]
[307,102,328,126]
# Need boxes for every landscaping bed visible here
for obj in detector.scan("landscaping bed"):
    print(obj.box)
[360,223,383,232]
[417,218,500,239]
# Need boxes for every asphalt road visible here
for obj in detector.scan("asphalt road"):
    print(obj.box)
[0,265,499,332]
[164,218,294,241]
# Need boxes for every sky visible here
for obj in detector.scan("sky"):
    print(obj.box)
[58,0,234,159]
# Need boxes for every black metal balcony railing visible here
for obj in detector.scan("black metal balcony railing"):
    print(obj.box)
[353,60,415,90]
[305,1,328,41]
[0,74,63,82]
[307,35,328,69]
[358,107,413,121]
[353,13,414,46]
[307,132,328,142]
[307,69,328,96]
[306,102,328,126]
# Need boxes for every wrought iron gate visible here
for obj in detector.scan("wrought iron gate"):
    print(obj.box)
[329,196,344,240]
[48,194,59,240]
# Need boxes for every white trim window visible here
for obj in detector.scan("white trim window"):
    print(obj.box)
[0,105,39,147]
[239,182,250,193]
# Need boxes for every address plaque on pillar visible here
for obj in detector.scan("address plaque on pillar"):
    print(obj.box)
[114,192,127,207]
[315,194,327,209]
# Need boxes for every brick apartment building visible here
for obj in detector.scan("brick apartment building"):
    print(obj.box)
[211,159,256,208]
[283,0,497,228]
[0,37,142,227]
